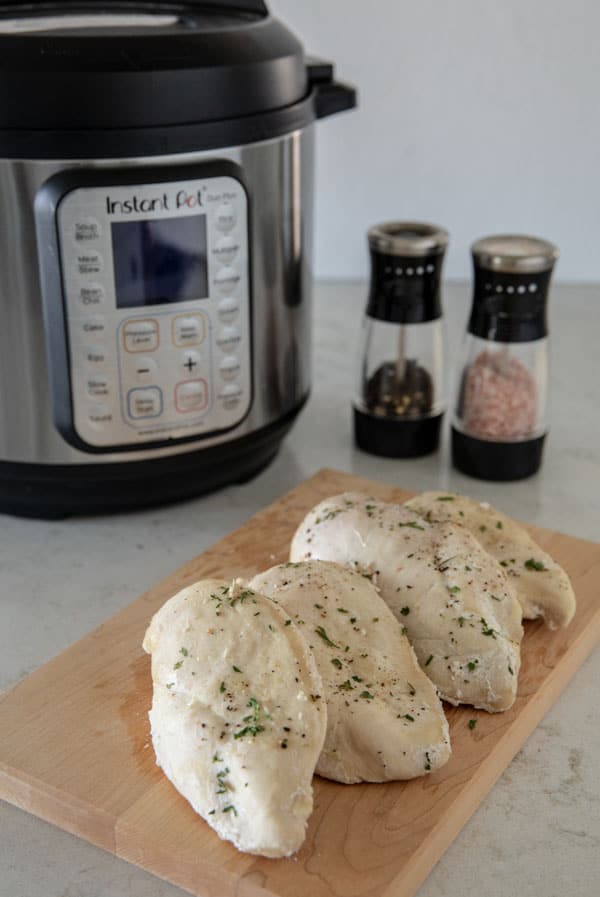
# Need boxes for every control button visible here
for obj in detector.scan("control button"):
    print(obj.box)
[214,266,241,294]
[175,379,208,413]
[80,316,106,340]
[213,235,239,265]
[217,325,241,352]
[133,356,158,384]
[79,283,105,308]
[82,346,109,368]
[215,202,236,232]
[180,350,202,376]
[76,250,103,276]
[219,383,243,410]
[219,355,240,381]
[217,296,240,324]
[74,218,102,243]
[86,375,110,399]
[172,314,205,348]
[87,403,113,429]
[127,387,163,420]
[123,319,159,353]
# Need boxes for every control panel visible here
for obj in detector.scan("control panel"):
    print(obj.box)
[52,172,251,449]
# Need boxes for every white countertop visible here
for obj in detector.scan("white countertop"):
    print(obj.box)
[1,281,599,897]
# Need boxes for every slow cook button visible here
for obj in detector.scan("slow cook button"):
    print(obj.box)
[127,387,163,420]
[215,202,236,232]
[219,355,240,381]
[172,314,205,347]
[216,325,241,352]
[86,375,110,399]
[214,266,241,294]
[217,296,239,323]
[80,316,106,340]
[87,403,113,429]
[213,235,239,265]
[74,218,102,243]
[76,250,103,276]
[123,319,159,353]
[175,380,208,413]
[79,283,105,307]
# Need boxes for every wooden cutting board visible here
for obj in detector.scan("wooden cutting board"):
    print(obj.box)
[1,468,600,897]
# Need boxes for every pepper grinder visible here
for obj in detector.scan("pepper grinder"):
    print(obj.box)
[354,221,448,457]
[452,234,559,480]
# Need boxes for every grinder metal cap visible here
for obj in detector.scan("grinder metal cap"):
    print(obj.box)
[472,235,559,274]
[368,221,449,257]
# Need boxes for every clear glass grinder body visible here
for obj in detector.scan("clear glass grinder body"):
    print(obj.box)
[354,221,449,458]
[452,234,558,481]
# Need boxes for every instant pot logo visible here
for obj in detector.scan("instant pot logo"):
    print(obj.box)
[105,188,204,215]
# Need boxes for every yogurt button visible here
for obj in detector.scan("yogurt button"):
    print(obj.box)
[87,403,113,428]
[217,296,240,323]
[215,202,236,232]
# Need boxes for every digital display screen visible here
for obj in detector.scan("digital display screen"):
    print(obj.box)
[112,215,208,307]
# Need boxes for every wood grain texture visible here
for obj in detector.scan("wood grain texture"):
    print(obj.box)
[1,468,599,897]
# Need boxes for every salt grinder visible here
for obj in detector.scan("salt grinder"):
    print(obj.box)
[354,222,448,457]
[452,234,559,481]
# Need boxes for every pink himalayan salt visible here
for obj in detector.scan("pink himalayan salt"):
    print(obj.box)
[462,349,537,440]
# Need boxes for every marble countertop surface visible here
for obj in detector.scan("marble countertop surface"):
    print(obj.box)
[1,281,598,897]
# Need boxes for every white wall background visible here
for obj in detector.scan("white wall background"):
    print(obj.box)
[270,0,600,282]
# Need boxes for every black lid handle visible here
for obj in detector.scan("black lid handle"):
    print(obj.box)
[0,0,269,13]
[307,56,358,120]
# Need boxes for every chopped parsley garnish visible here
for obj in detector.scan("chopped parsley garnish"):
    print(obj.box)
[234,697,268,739]
[467,659,478,672]
[496,521,503,529]
[219,681,226,693]
[337,607,349,614]
[448,585,461,594]
[222,805,237,816]
[339,679,354,691]
[232,665,242,673]
[401,626,408,636]
[285,619,292,626]
[351,675,363,682]
[436,495,455,501]
[524,558,546,571]
[360,691,374,700]
[173,660,183,670]
[331,657,343,669]
[403,713,415,722]
[398,521,426,531]
[424,751,431,771]
[468,719,477,730]
[314,625,338,648]
[212,753,222,763]
[216,767,230,793]
[314,603,323,609]
[166,682,174,689]
[425,655,433,666]
[407,681,416,696]
[480,618,497,638]
[180,647,189,656]
[457,616,466,627]
[400,606,410,616]
[508,663,514,675]
[491,594,502,601]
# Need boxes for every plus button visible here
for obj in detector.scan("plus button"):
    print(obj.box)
[184,357,197,372]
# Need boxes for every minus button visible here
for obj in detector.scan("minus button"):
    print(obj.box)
[133,356,158,384]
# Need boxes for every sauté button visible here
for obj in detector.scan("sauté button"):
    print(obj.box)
[175,379,208,413]
[215,202,236,232]
[217,296,240,323]
[213,235,239,265]
[127,387,163,419]
[217,325,241,352]
[76,250,103,276]
[87,403,113,429]
[123,319,159,353]
[219,355,240,381]
[74,218,102,243]
[172,314,205,347]
[214,266,241,294]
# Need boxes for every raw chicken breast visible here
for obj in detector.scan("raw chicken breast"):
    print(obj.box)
[142,579,326,857]
[291,493,523,712]
[405,491,576,629]
[250,560,451,783]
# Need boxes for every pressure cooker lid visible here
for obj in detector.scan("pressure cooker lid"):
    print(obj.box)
[0,1,309,131]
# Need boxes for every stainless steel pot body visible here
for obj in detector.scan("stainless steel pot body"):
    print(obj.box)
[0,126,314,464]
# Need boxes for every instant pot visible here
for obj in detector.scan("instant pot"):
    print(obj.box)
[0,0,356,517]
